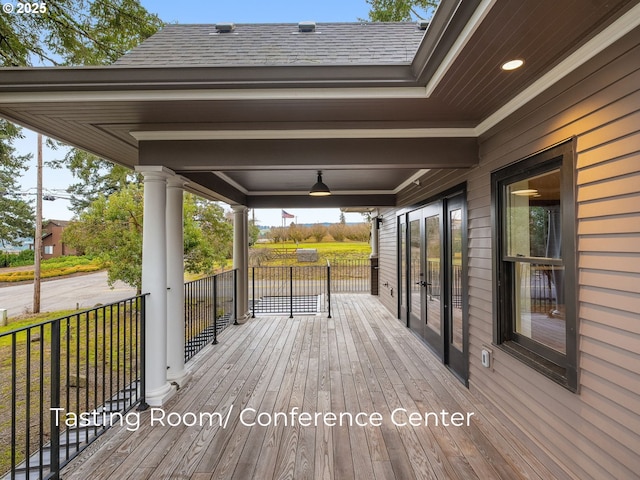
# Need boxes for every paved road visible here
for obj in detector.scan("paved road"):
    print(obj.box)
[0,271,137,319]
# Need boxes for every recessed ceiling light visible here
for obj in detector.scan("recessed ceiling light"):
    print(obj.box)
[501,59,524,71]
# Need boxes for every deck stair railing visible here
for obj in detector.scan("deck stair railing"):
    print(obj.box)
[184,269,237,362]
[1,295,147,480]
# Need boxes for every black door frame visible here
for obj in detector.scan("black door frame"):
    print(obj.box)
[398,184,469,385]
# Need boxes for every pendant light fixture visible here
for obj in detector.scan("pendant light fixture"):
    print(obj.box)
[309,170,331,196]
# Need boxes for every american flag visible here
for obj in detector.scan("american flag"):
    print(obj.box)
[281,210,295,219]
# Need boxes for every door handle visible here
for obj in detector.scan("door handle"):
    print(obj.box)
[415,281,427,287]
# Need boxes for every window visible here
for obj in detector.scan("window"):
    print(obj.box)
[492,140,577,391]
[44,245,54,255]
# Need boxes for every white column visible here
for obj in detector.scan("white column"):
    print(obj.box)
[232,205,249,320]
[138,166,173,407]
[166,176,187,385]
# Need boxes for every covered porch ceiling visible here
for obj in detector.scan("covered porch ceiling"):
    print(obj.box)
[0,0,638,208]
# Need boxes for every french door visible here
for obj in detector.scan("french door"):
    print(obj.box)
[403,191,468,384]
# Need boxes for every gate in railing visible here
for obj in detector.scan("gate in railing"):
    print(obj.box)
[249,260,370,318]
[250,265,331,318]
[1,295,147,480]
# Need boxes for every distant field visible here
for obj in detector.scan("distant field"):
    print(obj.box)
[251,240,371,266]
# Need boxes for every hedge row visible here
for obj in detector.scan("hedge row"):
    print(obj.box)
[0,264,101,282]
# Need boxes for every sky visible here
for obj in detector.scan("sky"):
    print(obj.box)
[13,0,374,227]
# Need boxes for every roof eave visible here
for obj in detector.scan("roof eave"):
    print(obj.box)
[0,63,419,93]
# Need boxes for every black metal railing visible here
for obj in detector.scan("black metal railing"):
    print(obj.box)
[528,264,559,314]
[250,264,332,318]
[184,269,237,363]
[1,295,147,480]
[328,259,370,293]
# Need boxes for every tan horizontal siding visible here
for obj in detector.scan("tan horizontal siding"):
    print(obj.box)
[377,207,398,315]
[374,27,640,480]
[474,28,640,478]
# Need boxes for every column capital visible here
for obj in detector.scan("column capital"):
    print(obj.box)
[231,205,249,214]
[136,165,176,181]
[167,175,189,189]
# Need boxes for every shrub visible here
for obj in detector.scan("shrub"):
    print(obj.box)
[0,249,35,267]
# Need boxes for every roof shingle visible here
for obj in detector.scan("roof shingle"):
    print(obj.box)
[113,22,425,67]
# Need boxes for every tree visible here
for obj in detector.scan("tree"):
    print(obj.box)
[1,0,163,67]
[0,120,34,248]
[309,223,328,243]
[366,0,439,22]
[183,194,233,274]
[345,223,371,242]
[1,0,164,215]
[249,219,260,246]
[266,227,288,243]
[64,186,234,291]
[328,223,346,242]
[64,183,144,291]
[288,223,309,244]
[48,150,139,214]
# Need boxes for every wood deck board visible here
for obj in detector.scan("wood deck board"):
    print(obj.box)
[62,294,564,480]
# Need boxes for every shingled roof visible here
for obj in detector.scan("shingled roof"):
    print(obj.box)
[113,22,426,67]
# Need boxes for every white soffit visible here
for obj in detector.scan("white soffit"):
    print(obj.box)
[130,128,476,141]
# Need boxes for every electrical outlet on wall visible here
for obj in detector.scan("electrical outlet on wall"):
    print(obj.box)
[481,346,493,369]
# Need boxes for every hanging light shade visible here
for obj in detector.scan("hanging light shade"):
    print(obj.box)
[309,170,331,196]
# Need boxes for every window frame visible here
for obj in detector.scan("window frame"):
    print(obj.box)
[492,139,578,391]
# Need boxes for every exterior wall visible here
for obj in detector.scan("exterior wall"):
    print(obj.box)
[378,27,640,479]
[42,222,76,259]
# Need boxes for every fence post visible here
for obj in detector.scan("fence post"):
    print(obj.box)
[234,269,240,325]
[251,267,255,319]
[213,275,218,345]
[327,261,332,318]
[289,266,294,319]
[137,295,149,411]
[49,319,61,479]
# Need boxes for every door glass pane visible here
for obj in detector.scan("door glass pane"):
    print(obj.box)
[450,209,463,351]
[513,262,566,353]
[409,219,421,319]
[425,215,441,334]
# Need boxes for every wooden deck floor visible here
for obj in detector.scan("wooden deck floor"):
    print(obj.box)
[62,294,563,480]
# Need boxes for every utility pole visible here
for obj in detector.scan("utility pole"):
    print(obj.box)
[33,133,43,314]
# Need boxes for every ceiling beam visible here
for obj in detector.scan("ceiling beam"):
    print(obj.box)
[176,172,247,205]
[139,137,478,170]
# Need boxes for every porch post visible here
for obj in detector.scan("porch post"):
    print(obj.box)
[137,166,174,406]
[232,205,249,320]
[370,215,380,296]
[370,216,380,257]
[166,176,187,385]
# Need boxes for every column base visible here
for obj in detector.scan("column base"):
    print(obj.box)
[145,381,177,407]
[167,368,189,389]
[235,310,252,324]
